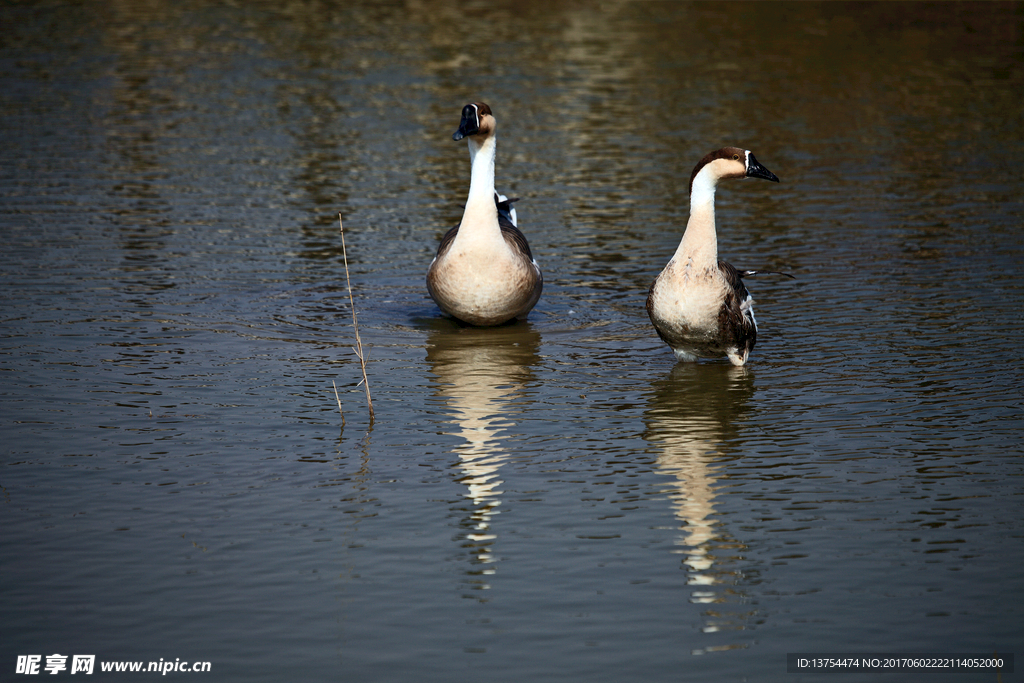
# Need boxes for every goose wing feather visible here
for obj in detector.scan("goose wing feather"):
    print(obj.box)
[717,260,757,359]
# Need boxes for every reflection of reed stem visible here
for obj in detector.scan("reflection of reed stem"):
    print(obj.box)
[332,380,346,429]
[339,214,375,423]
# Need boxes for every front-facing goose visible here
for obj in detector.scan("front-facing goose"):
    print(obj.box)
[647,147,791,366]
[427,102,542,326]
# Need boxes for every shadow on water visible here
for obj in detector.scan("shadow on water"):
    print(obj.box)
[643,362,761,646]
[425,319,541,596]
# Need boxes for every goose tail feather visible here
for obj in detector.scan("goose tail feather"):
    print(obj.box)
[740,269,795,279]
[495,192,519,227]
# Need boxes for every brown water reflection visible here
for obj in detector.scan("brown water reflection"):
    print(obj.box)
[3,1,1023,682]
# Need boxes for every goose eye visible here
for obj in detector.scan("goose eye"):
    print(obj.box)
[732,154,740,160]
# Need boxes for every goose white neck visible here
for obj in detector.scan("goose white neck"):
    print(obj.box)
[465,134,497,214]
[674,168,719,266]
[689,167,719,215]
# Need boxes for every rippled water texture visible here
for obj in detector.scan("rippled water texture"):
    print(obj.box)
[2,2,1023,681]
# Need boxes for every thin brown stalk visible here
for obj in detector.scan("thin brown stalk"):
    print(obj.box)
[339,213,375,423]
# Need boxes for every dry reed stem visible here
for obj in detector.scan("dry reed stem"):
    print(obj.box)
[339,213,375,423]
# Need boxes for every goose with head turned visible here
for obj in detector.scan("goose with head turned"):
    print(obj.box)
[427,102,542,326]
[646,147,792,366]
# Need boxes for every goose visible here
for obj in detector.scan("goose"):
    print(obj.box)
[427,102,542,326]
[646,147,792,366]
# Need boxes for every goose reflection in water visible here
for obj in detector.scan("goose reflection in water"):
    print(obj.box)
[643,363,758,640]
[426,321,541,591]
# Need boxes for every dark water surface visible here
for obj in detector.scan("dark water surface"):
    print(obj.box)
[3,1,1023,681]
